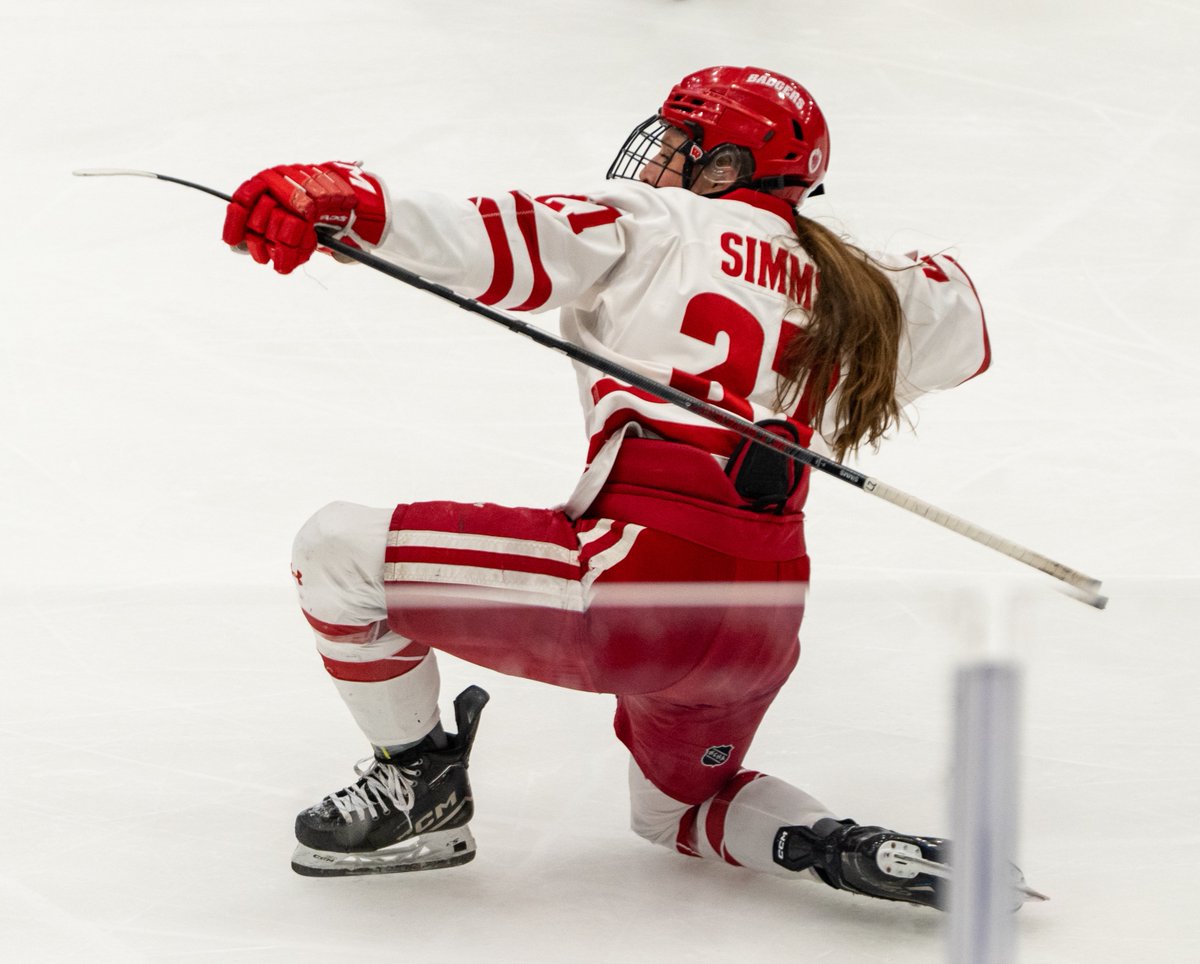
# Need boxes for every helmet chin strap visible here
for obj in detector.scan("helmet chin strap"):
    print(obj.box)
[676,137,706,190]
[745,175,824,200]
[692,174,824,206]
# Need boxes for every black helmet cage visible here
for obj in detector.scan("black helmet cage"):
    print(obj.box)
[607,115,691,185]
[607,114,755,193]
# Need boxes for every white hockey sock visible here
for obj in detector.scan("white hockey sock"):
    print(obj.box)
[710,772,836,878]
[327,647,443,750]
[629,760,835,880]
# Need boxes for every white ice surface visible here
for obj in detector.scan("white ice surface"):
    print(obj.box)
[2,1,1198,960]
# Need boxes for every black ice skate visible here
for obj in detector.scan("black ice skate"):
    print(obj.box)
[773,818,1047,910]
[291,685,489,877]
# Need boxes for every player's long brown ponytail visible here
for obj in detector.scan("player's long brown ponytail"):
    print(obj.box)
[775,216,904,461]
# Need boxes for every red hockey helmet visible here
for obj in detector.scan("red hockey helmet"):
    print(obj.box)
[608,66,830,207]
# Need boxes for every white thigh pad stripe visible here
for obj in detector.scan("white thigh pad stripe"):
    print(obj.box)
[581,523,644,593]
[388,582,587,613]
[576,519,614,547]
[385,561,584,604]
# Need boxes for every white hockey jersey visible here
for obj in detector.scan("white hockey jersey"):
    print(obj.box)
[373,180,989,471]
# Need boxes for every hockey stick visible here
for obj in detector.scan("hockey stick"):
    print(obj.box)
[73,168,1108,608]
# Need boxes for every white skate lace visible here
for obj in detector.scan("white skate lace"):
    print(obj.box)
[330,758,419,822]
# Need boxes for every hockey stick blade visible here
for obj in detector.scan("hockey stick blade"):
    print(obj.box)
[73,168,232,203]
[75,168,1107,606]
[1057,582,1109,611]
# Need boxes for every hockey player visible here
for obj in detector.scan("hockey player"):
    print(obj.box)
[222,65,1024,908]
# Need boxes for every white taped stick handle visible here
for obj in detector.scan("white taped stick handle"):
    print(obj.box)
[864,478,1106,605]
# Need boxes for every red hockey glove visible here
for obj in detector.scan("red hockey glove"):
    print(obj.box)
[222,162,388,275]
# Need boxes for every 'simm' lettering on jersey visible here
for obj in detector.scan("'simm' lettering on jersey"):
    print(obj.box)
[719,233,816,309]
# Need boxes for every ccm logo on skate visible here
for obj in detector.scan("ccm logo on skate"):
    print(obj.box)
[701,745,733,767]
[413,792,463,833]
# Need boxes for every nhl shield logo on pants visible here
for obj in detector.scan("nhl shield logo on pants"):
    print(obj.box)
[701,744,733,767]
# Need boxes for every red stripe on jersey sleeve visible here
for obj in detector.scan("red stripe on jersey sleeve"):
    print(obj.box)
[473,196,515,306]
[510,191,553,311]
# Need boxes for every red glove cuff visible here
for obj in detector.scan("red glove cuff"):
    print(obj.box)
[318,162,388,249]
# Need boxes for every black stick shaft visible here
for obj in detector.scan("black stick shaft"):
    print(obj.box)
[151,174,233,203]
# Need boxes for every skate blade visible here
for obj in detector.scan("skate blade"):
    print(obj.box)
[886,847,1050,905]
[291,827,476,877]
